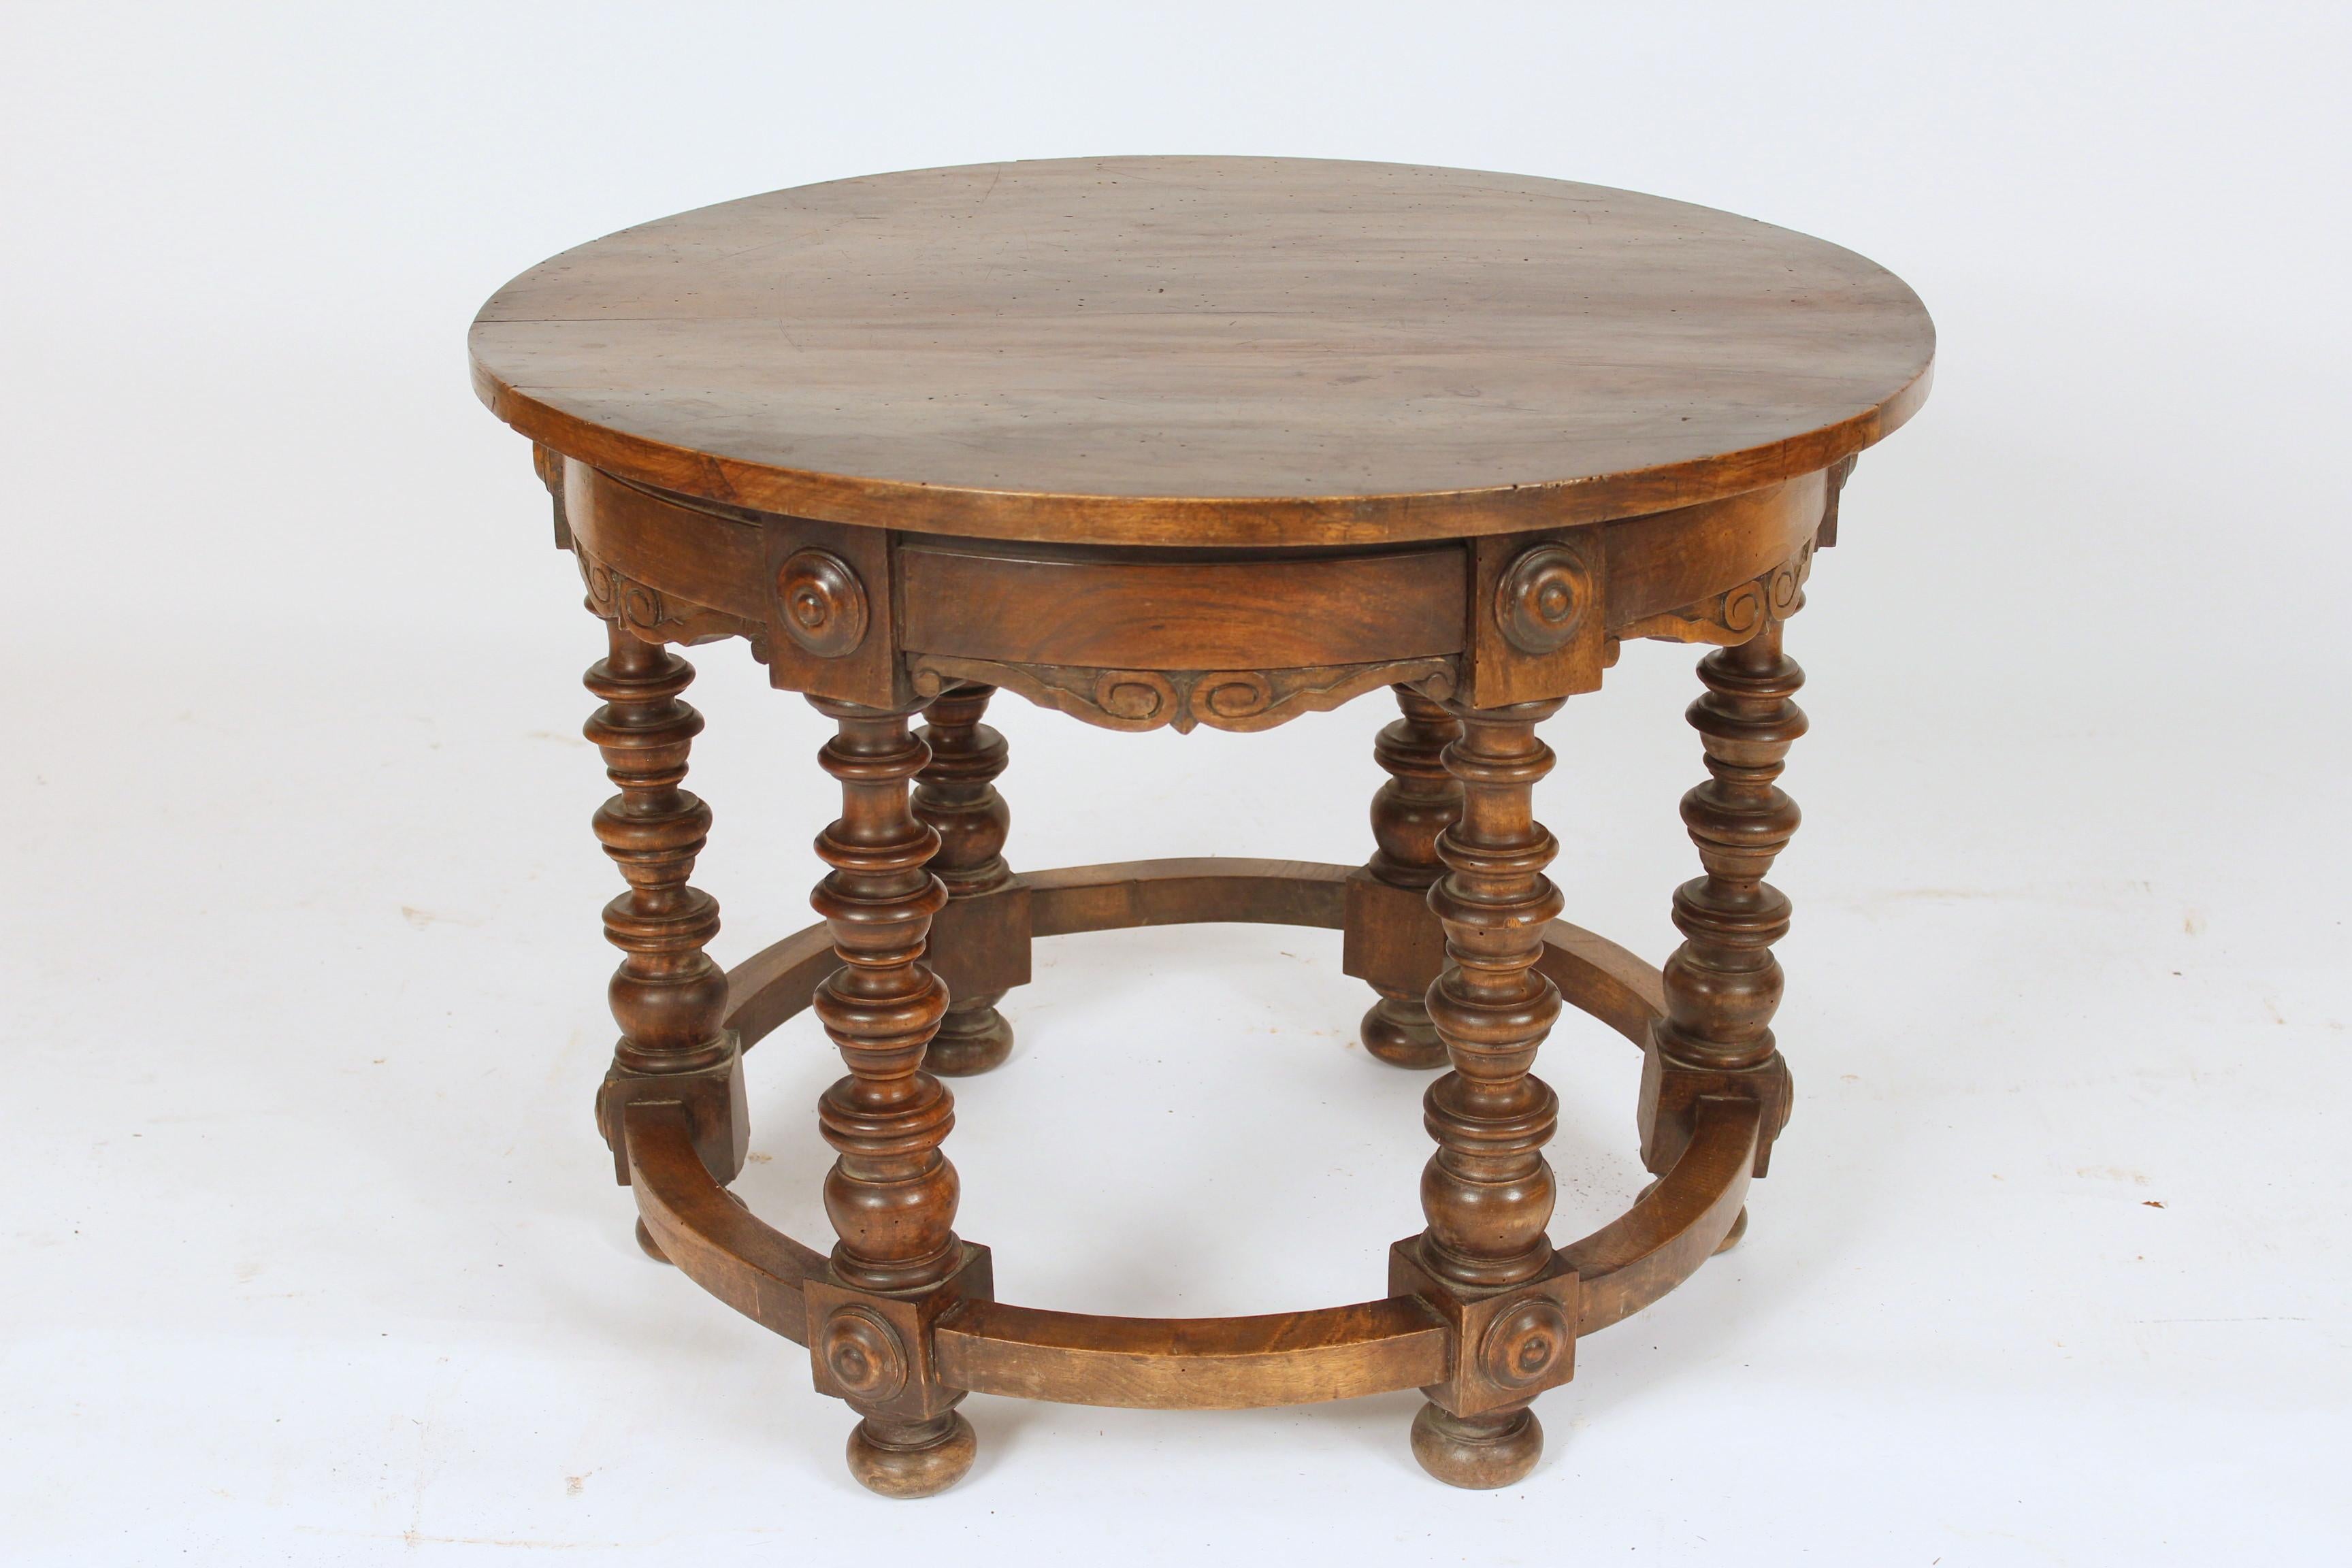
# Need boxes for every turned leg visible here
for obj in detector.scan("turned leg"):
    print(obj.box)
[1639,621,1808,1245]
[1352,687,1464,1068]
[1389,699,1577,1489]
[913,683,1017,1077]
[805,698,990,1499]
[583,624,749,1262]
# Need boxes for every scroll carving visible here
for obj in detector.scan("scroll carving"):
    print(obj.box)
[909,655,1458,734]
[578,549,753,647]
[1619,540,1814,647]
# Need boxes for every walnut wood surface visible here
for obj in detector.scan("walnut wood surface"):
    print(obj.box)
[913,684,1019,1076]
[1639,623,1808,1178]
[583,629,749,1188]
[551,458,1836,730]
[803,698,984,1488]
[1558,1097,1759,1335]
[1353,688,1463,1068]
[629,1101,826,1342]
[898,537,1465,667]
[720,858,1665,1054]
[1418,702,1570,1293]
[806,701,961,1295]
[628,860,1754,1414]
[585,630,727,1073]
[628,1083,1753,1406]
[474,157,1933,546]
[1396,700,1582,1467]
[935,1297,1450,1410]
[1026,856,1347,934]
[489,167,1929,1488]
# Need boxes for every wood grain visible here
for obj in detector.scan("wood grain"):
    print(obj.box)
[719,860,1667,1054]
[898,537,1465,668]
[486,162,1931,1486]
[634,861,1750,1442]
[627,1102,823,1343]
[474,157,1933,546]
[936,1298,1450,1410]
[1558,1097,1759,1335]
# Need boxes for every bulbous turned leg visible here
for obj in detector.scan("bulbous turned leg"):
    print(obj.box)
[1352,687,1463,1068]
[633,1217,671,1264]
[845,1411,978,1500]
[1389,698,1575,1488]
[1639,619,1809,1182]
[581,621,747,1253]
[914,683,1017,1077]
[1410,1403,1544,1490]
[808,697,984,1497]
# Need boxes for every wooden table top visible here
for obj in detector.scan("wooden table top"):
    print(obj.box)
[471,157,1933,548]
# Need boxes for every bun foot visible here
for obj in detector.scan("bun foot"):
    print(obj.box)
[926,994,1013,1077]
[1361,992,1448,1069]
[845,1411,977,1499]
[1410,1402,1542,1489]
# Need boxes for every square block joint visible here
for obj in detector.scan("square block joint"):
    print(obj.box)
[1638,1039,1792,1178]
[926,881,1032,1001]
[595,1041,749,1187]
[1342,870,1448,996]
[805,1243,996,1422]
[1388,1238,1580,1418]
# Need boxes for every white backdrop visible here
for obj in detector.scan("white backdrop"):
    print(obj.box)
[3,3,2347,1562]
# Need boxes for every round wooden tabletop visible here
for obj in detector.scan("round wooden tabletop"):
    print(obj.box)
[472,157,1933,548]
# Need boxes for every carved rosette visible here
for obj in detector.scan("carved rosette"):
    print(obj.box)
[1495,541,1597,655]
[910,655,1458,734]
[821,1305,911,1403]
[778,547,870,657]
[1478,1296,1573,1392]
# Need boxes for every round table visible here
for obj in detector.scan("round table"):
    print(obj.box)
[470,156,1933,1497]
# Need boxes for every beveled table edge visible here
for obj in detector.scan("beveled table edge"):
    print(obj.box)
[473,352,1931,549]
